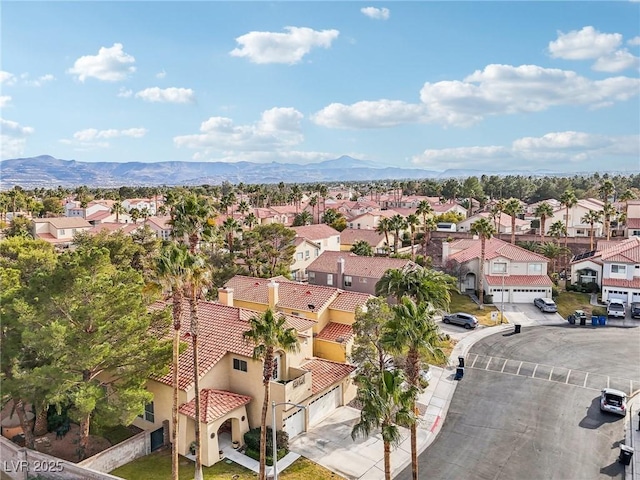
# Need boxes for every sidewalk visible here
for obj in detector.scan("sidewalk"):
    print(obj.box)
[625,392,639,480]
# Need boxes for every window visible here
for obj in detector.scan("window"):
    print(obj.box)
[492,262,507,274]
[305,250,310,259]
[309,272,315,280]
[611,265,626,274]
[233,358,248,372]
[344,276,352,287]
[315,250,319,257]
[59,229,66,235]
[296,252,303,260]
[528,263,542,274]
[143,402,154,422]
[327,273,334,285]
[272,356,280,380]
[359,277,367,283]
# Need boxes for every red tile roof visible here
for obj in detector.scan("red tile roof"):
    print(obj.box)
[329,291,372,312]
[574,237,640,265]
[485,275,553,286]
[307,251,412,279]
[292,224,340,240]
[179,389,251,423]
[301,358,356,395]
[602,278,640,288]
[340,228,387,246]
[449,237,550,263]
[33,217,92,229]
[316,322,354,342]
[86,210,112,221]
[627,218,640,229]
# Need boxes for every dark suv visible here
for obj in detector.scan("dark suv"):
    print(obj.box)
[631,302,640,319]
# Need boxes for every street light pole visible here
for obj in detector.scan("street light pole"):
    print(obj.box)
[501,273,505,324]
[271,401,305,480]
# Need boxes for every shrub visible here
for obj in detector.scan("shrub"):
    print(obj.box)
[592,306,607,316]
[483,294,493,304]
[243,427,289,456]
[551,286,559,299]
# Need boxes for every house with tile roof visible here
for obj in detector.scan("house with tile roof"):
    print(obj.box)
[545,198,605,238]
[569,236,640,304]
[625,200,640,239]
[306,251,413,296]
[146,215,173,241]
[457,211,530,236]
[291,224,341,253]
[291,237,321,281]
[135,297,356,466]
[32,217,93,246]
[443,237,553,303]
[339,228,392,255]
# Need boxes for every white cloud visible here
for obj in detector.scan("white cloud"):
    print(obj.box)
[135,87,195,103]
[174,107,304,156]
[593,49,640,72]
[0,71,17,86]
[549,26,621,60]
[60,127,148,149]
[314,63,640,129]
[411,131,639,169]
[229,26,339,64]
[0,96,11,108]
[117,87,133,98]
[67,43,136,82]
[0,118,34,159]
[361,7,390,20]
[629,36,640,46]
[156,70,166,79]
[23,74,55,87]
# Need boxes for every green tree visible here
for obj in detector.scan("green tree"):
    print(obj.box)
[601,202,617,241]
[243,309,300,480]
[350,240,374,257]
[581,210,602,251]
[503,198,522,245]
[548,220,566,244]
[559,190,578,249]
[405,214,420,261]
[4,216,33,238]
[533,202,554,242]
[376,266,455,307]
[470,218,496,308]
[42,196,64,216]
[388,214,407,254]
[111,201,125,223]
[537,242,570,275]
[252,223,296,278]
[375,218,392,257]
[383,297,446,480]
[416,200,435,252]
[220,217,242,258]
[292,211,312,226]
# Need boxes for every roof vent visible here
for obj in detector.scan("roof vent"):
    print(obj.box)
[336,337,345,343]
[306,290,312,295]
[308,304,315,310]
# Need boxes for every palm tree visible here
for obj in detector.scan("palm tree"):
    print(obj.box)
[406,214,420,261]
[416,200,434,252]
[237,200,250,216]
[309,195,318,224]
[559,190,578,249]
[490,199,506,233]
[129,207,140,224]
[548,220,566,245]
[601,202,617,241]
[376,217,392,257]
[376,266,456,307]
[221,217,242,257]
[388,214,407,254]
[111,201,125,223]
[537,242,570,275]
[470,218,496,308]
[598,179,615,205]
[350,240,374,256]
[352,368,415,480]
[618,189,637,226]
[502,198,522,245]
[383,297,446,480]
[140,206,151,225]
[243,309,300,480]
[533,202,554,242]
[581,210,602,250]
[244,212,258,230]
[155,243,190,480]
[293,211,312,226]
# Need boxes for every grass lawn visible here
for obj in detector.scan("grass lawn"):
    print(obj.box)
[555,291,592,319]
[111,448,344,480]
[448,292,500,327]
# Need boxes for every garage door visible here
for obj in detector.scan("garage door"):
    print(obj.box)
[511,288,549,303]
[283,408,305,439]
[632,292,640,303]
[308,385,341,426]
[606,290,628,303]
[491,288,508,304]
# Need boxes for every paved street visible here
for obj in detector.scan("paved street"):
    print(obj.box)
[397,326,640,480]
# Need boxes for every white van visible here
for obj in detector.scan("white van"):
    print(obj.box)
[436,222,457,233]
[607,299,626,319]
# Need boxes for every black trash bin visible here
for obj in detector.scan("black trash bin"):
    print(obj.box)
[619,444,634,465]
[458,356,465,368]
[568,315,576,325]
[514,324,521,334]
[579,316,586,326]
[454,367,464,381]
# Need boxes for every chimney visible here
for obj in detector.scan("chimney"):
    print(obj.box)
[218,287,234,307]
[442,241,451,262]
[267,281,279,309]
[337,257,345,289]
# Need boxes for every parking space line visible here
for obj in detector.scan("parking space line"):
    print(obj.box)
[516,361,523,375]
[607,376,610,388]
[501,359,507,373]
[532,364,538,378]
[566,370,571,384]
[548,367,553,381]
[631,380,634,395]
[486,357,492,370]
[583,373,588,388]
[471,354,479,368]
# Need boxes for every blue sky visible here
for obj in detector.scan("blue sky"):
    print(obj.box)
[2,1,639,173]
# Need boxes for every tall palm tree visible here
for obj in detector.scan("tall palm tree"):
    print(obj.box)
[352,368,415,480]
[502,198,522,245]
[618,189,637,226]
[376,217,392,257]
[537,242,570,275]
[490,199,506,233]
[244,212,258,230]
[559,190,578,249]
[533,202,554,242]
[243,310,300,480]
[221,217,242,257]
[309,195,318,224]
[129,207,140,224]
[155,243,190,480]
[470,218,496,308]
[111,201,125,223]
[376,266,455,307]
[548,220,566,245]
[598,179,615,205]
[388,214,407,254]
[581,210,602,250]
[237,200,250,216]
[416,200,434,252]
[601,202,617,241]
[405,214,420,261]
[383,297,446,480]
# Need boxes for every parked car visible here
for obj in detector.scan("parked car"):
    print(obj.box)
[630,302,640,319]
[600,388,627,416]
[443,312,478,329]
[607,299,626,319]
[534,297,558,313]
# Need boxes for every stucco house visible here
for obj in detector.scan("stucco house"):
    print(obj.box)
[146,215,173,241]
[625,200,640,238]
[443,237,553,303]
[135,294,357,467]
[457,211,530,236]
[306,251,413,296]
[339,228,392,255]
[32,217,93,246]
[291,237,321,281]
[569,237,640,304]
[544,198,605,238]
[291,224,341,254]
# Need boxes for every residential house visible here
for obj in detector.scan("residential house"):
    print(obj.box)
[443,237,553,303]
[122,198,161,215]
[570,237,640,304]
[135,297,356,466]
[291,224,341,254]
[545,198,605,238]
[625,200,640,238]
[32,217,93,246]
[346,211,395,230]
[306,251,413,296]
[146,215,173,241]
[291,237,322,281]
[457,211,530,236]
[339,228,392,255]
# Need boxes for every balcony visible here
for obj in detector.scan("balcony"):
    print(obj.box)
[270,367,312,405]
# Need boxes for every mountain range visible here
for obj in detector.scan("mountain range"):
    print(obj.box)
[1,155,561,189]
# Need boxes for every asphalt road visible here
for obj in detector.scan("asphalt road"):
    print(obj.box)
[397,325,640,480]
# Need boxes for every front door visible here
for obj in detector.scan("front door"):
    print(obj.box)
[150,427,164,451]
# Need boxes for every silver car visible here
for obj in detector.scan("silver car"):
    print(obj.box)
[600,388,627,416]
[443,312,478,329]
[534,297,558,313]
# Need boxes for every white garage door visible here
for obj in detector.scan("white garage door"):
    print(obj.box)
[632,292,640,303]
[308,385,341,426]
[283,408,305,439]
[491,288,508,304]
[606,290,628,303]
[511,288,549,303]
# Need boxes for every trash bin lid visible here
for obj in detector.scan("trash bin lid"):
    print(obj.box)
[620,444,634,453]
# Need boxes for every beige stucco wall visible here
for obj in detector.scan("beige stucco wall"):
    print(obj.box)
[314,339,347,363]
